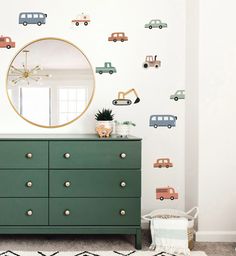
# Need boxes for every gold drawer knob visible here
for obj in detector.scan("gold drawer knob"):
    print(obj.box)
[120,181,126,188]
[64,181,71,187]
[26,181,33,188]
[26,210,33,216]
[64,210,70,216]
[120,153,127,159]
[64,153,71,159]
[25,152,33,159]
[120,209,126,216]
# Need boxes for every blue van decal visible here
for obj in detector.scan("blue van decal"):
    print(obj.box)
[149,115,177,129]
[19,12,47,26]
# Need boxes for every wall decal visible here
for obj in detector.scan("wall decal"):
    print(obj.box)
[149,115,177,129]
[96,62,117,74]
[108,32,128,42]
[0,35,15,49]
[170,90,185,101]
[72,13,90,26]
[153,158,173,168]
[145,19,167,29]
[156,187,179,201]
[19,12,47,26]
[143,55,161,69]
[112,88,140,106]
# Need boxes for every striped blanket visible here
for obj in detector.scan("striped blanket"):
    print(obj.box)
[149,217,190,256]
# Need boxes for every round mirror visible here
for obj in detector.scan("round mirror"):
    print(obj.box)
[7,38,95,128]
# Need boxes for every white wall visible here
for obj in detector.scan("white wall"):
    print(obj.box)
[196,0,236,241]
[185,0,199,213]
[0,0,186,215]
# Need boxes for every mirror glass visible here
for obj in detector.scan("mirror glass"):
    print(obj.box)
[7,38,95,128]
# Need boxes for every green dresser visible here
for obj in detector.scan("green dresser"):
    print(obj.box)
[0,134,142,249]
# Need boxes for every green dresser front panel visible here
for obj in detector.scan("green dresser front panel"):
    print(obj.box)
[0,198,48,225]
[49,198,140,226]
[0,137,142,249]
[0,170,48,197]
[49,170,141,197]
[49,141,141,169]
[0,141,48,169]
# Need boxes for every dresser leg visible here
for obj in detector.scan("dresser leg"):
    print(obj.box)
[135,228,142,250]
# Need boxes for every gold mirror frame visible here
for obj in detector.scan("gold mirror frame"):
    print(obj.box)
[6,37,95,128]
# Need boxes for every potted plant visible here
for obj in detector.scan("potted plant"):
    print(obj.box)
[115,120,136,137]
[95,108,114,133]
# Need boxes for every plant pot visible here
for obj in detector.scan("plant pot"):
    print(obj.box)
[96,120,113,134]
[116,124,130,137]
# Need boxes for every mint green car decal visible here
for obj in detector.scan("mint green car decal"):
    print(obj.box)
[145,19,167,29]
[96,62,117,75]
[170,90,185,101]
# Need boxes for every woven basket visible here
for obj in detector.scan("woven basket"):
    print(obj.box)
[188,226,195,250]
[142,207,199,250]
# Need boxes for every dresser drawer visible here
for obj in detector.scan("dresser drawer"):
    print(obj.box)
[49,198,140,226]
[0,170,48,197]
[49,170,141,197]
[0,198,48,225]
[0,141,48,169]
[49,141,141,169]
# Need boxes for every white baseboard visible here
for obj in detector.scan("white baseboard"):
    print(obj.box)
[196,231,236,242]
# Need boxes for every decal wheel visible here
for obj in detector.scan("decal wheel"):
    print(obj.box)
[149,25,152,29]
[167,125,172,129]
[99,71,103,74]
[113,39,117,42]
[84,21,88,26]
[155,65,159,68]
[23,21,27,26]
[76,22,79,26]
[174,97,178,101]
[143,63,148,68]
[121,39,124,42]
[6,45,11,49]
[154,124,158,128]
[159,25,162,29]
[166,165,169,168]
[160,197,164,201]
[109,70,113,74]
[37,22,42,26]
[170,196,174,200]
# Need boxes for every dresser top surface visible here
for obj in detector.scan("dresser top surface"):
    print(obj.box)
[0,134,141,141]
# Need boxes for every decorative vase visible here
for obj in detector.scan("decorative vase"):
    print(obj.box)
[96,120,114,133]
[116,124,130,137]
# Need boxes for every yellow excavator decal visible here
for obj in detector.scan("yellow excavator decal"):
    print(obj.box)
[112,88,140,106]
